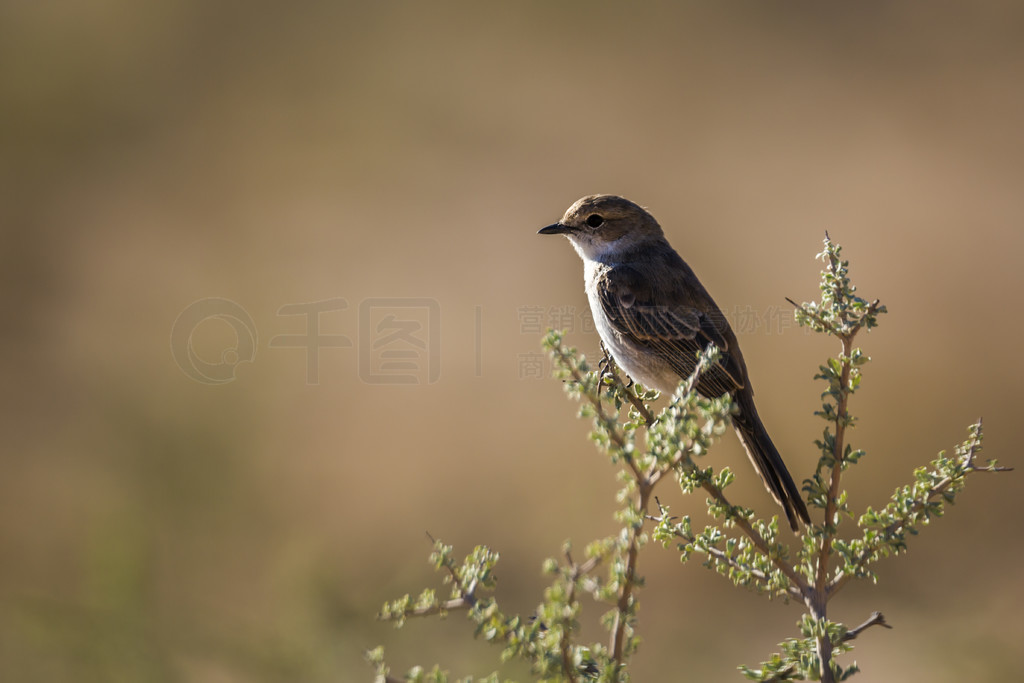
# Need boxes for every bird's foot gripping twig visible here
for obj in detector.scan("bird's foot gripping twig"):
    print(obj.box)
[596,341,657,428]
[598,341,632,387]
[597,341,615,398]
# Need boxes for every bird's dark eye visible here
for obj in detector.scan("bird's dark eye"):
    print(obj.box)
[586,214,604,228]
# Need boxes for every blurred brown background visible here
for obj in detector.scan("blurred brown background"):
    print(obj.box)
[1,1,1021,681]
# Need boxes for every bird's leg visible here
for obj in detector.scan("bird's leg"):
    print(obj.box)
[599,340,612,368]
[597,341,615,398]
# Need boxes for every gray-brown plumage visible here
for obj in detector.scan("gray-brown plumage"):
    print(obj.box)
[540,194,810,531]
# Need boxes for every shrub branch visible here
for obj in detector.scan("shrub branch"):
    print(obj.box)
[372,234,1010,683]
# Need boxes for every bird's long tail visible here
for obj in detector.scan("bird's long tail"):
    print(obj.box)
[731,392,810,532]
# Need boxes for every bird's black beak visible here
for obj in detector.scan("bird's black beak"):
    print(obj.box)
[538,223,572,235]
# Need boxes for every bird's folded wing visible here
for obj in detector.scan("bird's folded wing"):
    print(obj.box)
[597,264,744,396]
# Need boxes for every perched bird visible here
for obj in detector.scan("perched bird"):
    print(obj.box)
[539,194,810,531]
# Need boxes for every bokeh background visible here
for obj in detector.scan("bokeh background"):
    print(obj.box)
[2,1,1022,681]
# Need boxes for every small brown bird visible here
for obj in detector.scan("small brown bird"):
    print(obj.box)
[540,194,810,531]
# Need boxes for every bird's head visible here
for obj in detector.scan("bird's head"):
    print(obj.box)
[538,194,664,261]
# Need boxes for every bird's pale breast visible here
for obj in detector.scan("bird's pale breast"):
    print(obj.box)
[583,260,680,393]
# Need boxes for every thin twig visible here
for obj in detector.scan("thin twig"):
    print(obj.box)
[785,296,837,336]
[426,531,479,608]
[647,502,803,600]
[552,547,612,682]
[842,611,891,642]
[610,481,653,670]
[400,596,473,618]
[817,331,853,575]
[756,665,798,683]
[559,548,580,683]
[699,480,812,601]
[645,416,812,600]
